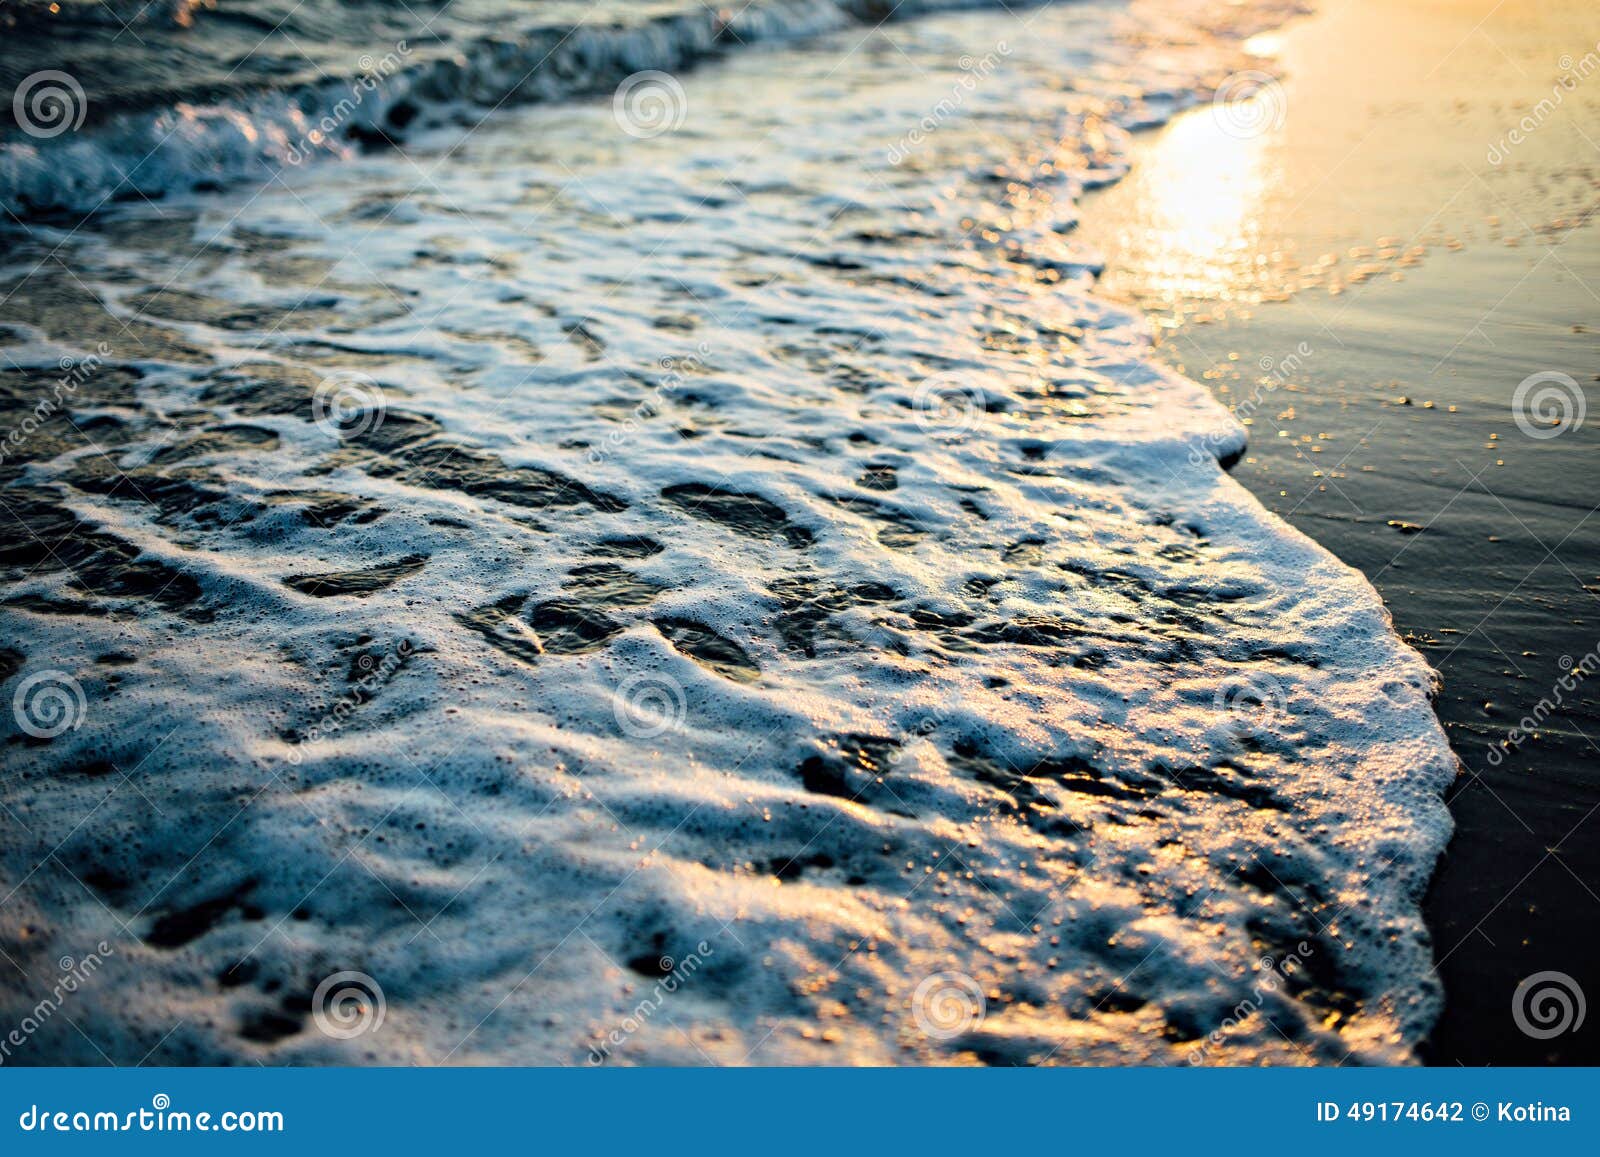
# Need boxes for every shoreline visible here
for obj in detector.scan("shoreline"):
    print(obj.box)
[1077,0,1600,1063]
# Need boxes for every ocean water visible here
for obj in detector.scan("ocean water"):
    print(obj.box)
[0,0,1456,1065]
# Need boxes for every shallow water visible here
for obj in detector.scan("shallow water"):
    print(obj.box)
[1076,0,1600,1063]
[0,0,1456,1065]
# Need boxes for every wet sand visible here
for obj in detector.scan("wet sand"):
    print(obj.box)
[1077,0,1600,1062]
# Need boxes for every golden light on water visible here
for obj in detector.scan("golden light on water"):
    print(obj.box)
[1100,98,1276,318]
[1074,0,1594,334]
[1240,32,1284,56]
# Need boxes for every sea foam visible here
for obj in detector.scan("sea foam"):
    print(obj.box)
[0,0,1451,1066]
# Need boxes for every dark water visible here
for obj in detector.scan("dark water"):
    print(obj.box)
[0,0,904,217]
[0,0,674,124]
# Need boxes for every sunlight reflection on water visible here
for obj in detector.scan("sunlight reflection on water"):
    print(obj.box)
[1120,104,1275,314]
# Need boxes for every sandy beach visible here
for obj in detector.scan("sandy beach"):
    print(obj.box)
[1076,0,1600,1063]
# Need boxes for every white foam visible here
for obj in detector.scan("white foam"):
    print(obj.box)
[0,0,1452,1066]
[0,0,1047,219]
